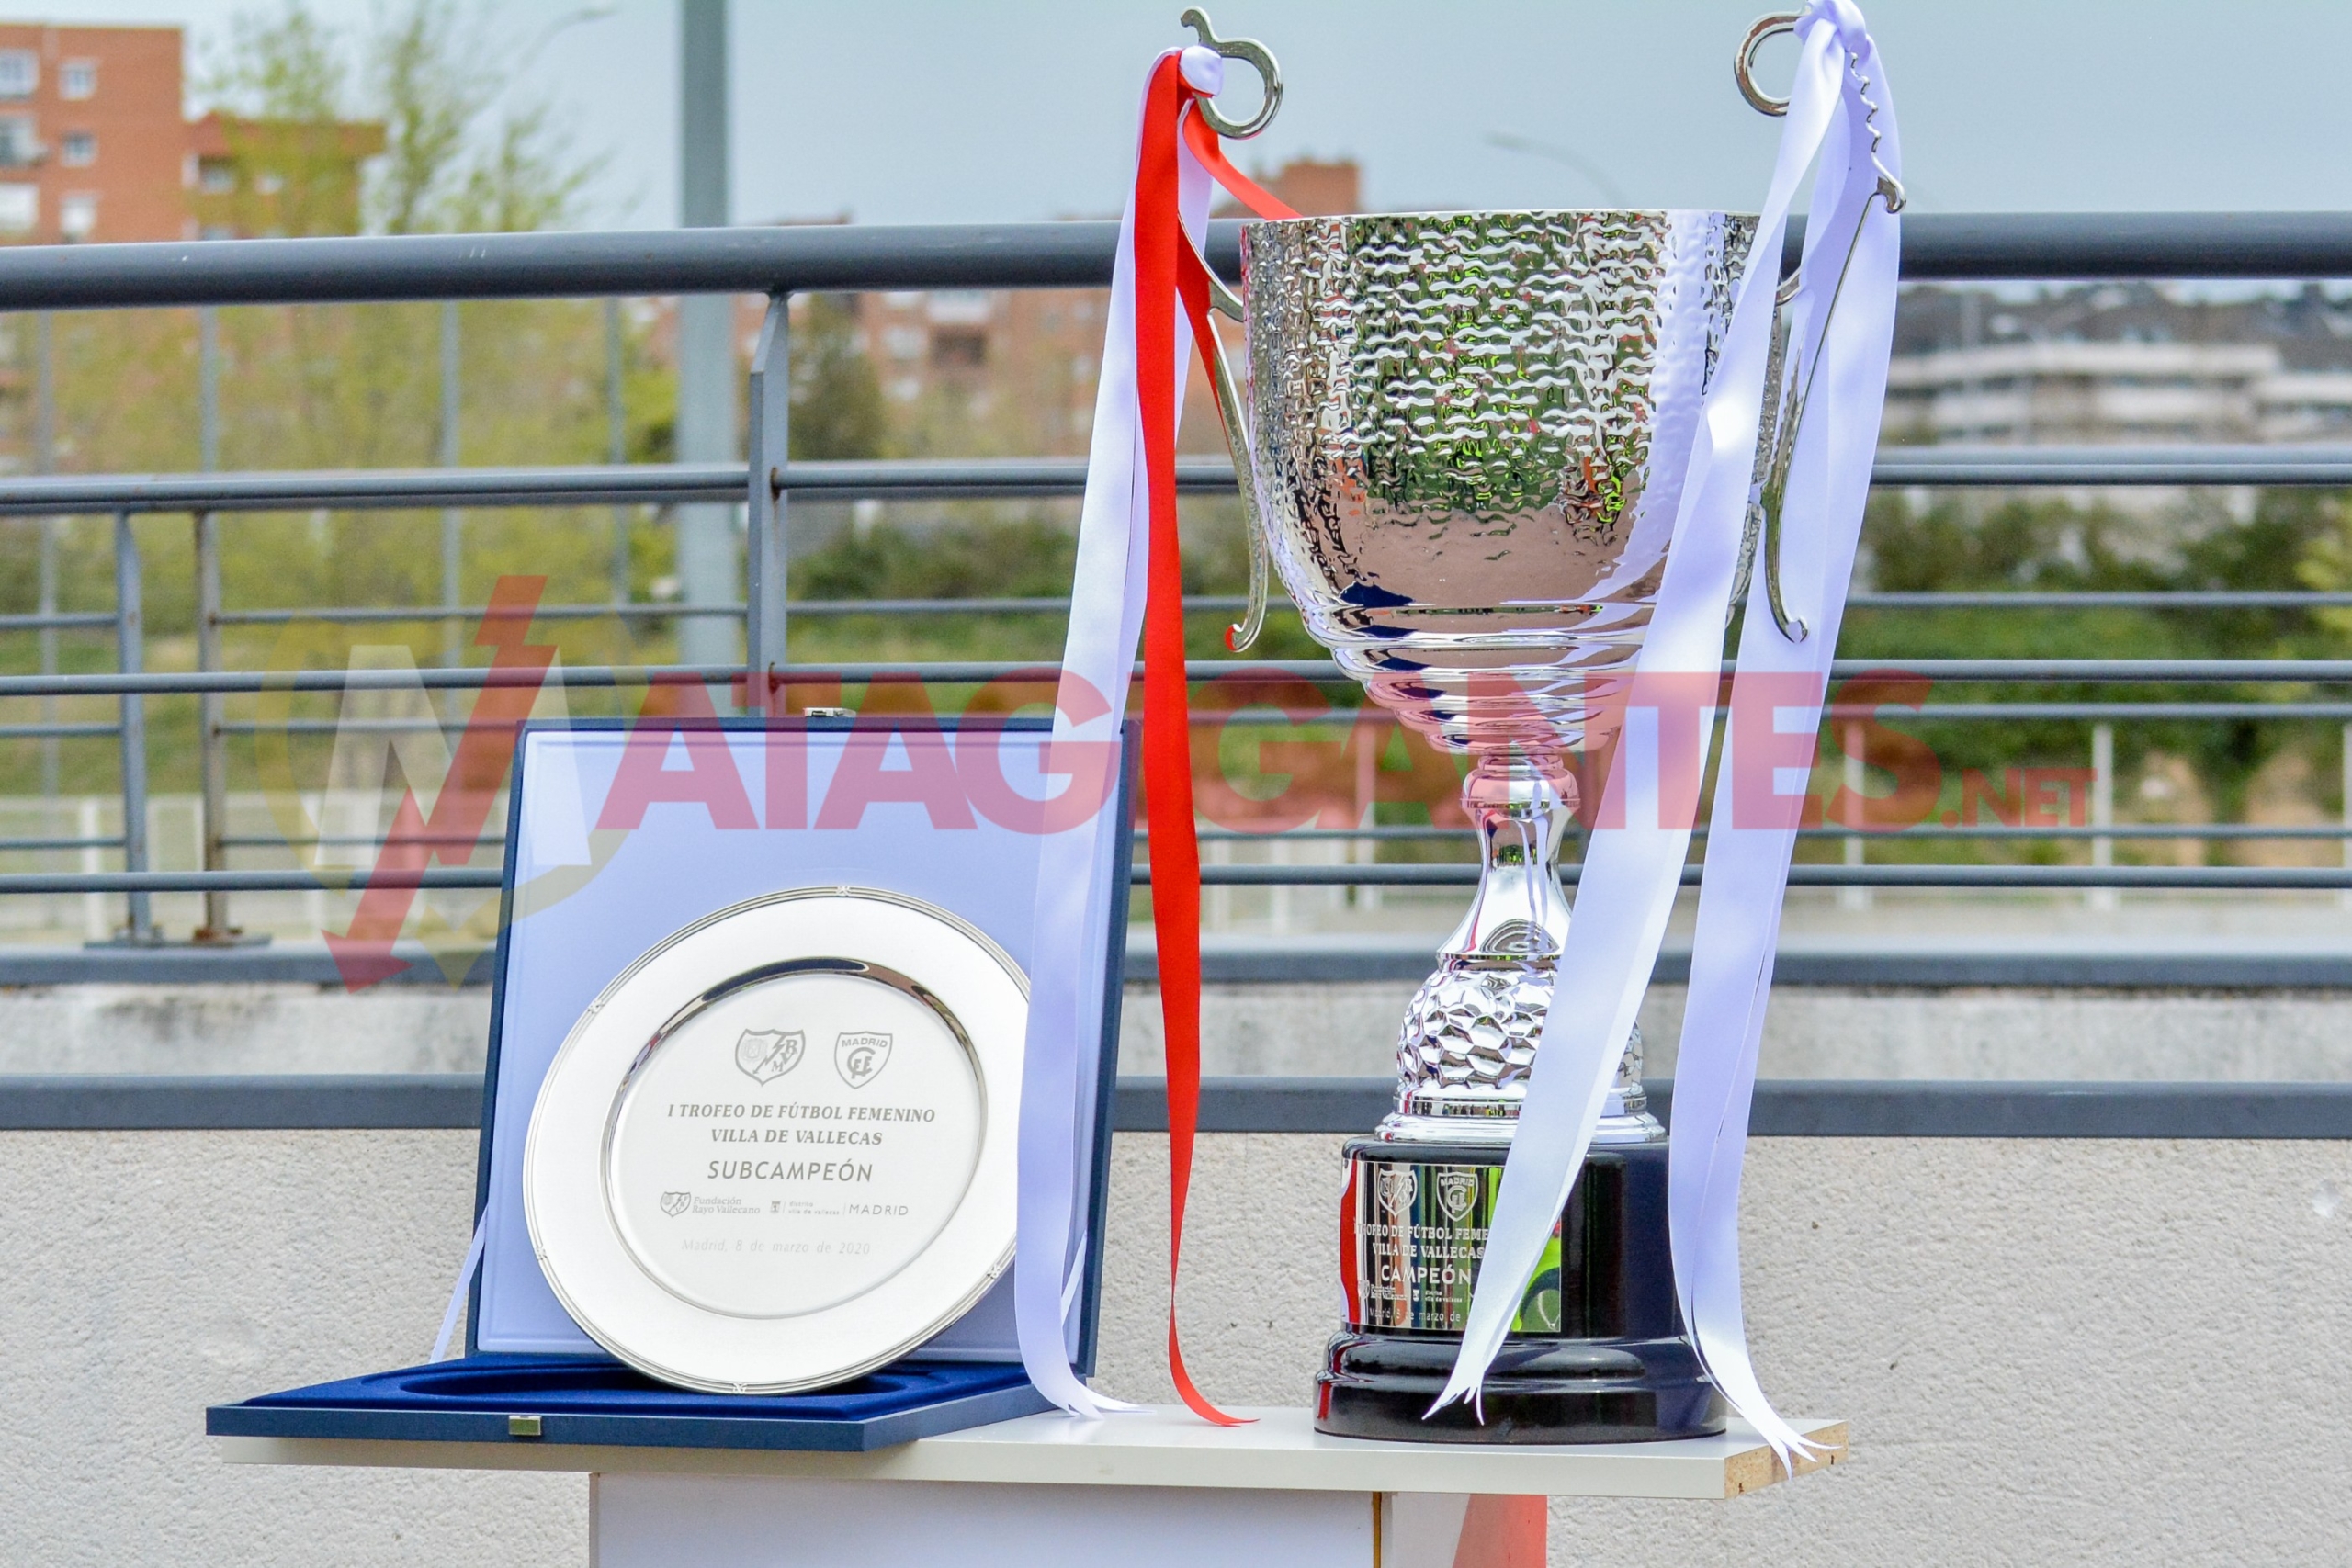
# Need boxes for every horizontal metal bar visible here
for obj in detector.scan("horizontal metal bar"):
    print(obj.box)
[0,222,1194,309]
[0,722,119,739]
[776,457,1237,499]
[0,457,1237,516]
[214,603,742,626]
[0,610,118,631]
[1848,590,2352,610]
[1150,863,2352,889]
[1126,940,2352,989]
[217,833,501,849]
[2,214,2350,314]
[1871,444,2352,487]
[1114,1077,2352,1137]
[5,1071,2344,1136]
[4,863,2348,895]
[787,593,1254,617]
[11,655,2352,702]
[1840,702,2352,720]
[218,718,481,735]
[1197,823,2352,841]
[763,589,2352,617]
[198,588,2352,628]
[1683,1079,2352,1138]
[0,464,743,517]
[1824,823,2352,840]
[0,937,2348,992]
[204,701,2352,733]
[1846,659,2352,683]
[6,444,2351,520]
[0,938,2342,991]
[0,663,741,697]
[0,869,499,893]
[0,836,121,851]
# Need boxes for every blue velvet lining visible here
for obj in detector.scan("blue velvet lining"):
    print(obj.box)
[242,1353,1031,1419]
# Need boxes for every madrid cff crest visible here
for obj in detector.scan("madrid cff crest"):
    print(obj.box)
[835,1032,893,1089]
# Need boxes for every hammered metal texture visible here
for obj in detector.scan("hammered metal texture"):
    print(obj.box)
[1397,962,1550,1100]
[1396,959,1646,1118]
[1241,209,1755,756]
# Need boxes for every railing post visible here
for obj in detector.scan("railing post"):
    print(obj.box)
[1841,718,1870,911]
[607,296,630,606]
[193,512,243,943]
[111,508,155,944]
[745,294,790,706]
[192,305,245,943]
[675,0,740,677]
[2090,721,2117,912]
[2340,721,2350,911]
[440,299,464,679]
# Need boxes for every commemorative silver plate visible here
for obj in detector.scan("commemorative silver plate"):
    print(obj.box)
[524,888,1026,1393]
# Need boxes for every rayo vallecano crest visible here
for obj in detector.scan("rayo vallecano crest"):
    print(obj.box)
[834,1031,892,1089]
[1377,1166,1418,1215]
[660,1190,692,1218]
[734,1028,805,1086]
[1435,1169,1479,1223]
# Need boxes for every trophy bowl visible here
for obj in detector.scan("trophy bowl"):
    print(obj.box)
[1226,209,1758,1440]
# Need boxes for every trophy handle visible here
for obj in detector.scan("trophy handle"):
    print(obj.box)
[1181,9,1284,139]
[1736,11,1905,643]
[1177,9,1283,652]
[1196,279,1272,652]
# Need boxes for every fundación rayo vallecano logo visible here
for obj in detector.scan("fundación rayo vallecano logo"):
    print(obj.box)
[660,1191,692,1218]
[734,1028,806,1086]
[835,1032,892,1089]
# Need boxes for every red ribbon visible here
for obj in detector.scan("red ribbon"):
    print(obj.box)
[1131,52,1295,1427]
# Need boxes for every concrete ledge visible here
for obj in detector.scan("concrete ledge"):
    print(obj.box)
[0,1074,485,1129]
[9,1073,2352,1137]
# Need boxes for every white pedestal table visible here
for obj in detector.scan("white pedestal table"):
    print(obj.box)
[219,1404,1846,1567]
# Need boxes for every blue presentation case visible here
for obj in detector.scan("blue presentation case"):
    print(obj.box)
[209,715,1138,1452]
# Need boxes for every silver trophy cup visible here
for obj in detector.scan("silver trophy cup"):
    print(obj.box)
[1186,9,1891,1441]
[1215,208,1751,1441]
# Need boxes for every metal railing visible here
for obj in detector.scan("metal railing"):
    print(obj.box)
[8,213,2352,942]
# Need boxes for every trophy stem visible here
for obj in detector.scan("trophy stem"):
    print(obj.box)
[1319,754,1712,1446]
[1382,749,1654,1144]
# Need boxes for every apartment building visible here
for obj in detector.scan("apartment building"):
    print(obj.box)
[0,21,184,244]
[0,23,384,245]
[1886,282,2352,446]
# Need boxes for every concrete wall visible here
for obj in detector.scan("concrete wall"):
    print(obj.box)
[5,1125,2348,1566]
[11,977,2352,1080]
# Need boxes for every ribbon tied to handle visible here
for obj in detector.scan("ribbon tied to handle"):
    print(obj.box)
[1012,38,1293,1426]
[1429,0,1901,1475]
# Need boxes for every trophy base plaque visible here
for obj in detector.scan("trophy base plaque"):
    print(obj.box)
[1314,1138,1726,1445]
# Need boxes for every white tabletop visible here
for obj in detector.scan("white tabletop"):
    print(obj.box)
[217,1406,1846,1501]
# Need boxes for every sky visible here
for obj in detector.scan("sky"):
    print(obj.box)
[23,0,2352,231]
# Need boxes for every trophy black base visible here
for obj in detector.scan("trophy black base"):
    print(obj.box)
[1314,1135,1726,1444]
[1316,1328,1724,1444]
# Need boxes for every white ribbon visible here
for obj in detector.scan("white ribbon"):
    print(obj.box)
[1435,0,1899,1467]
[1012,45,1223,1417]
[431,1219,486,1362]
